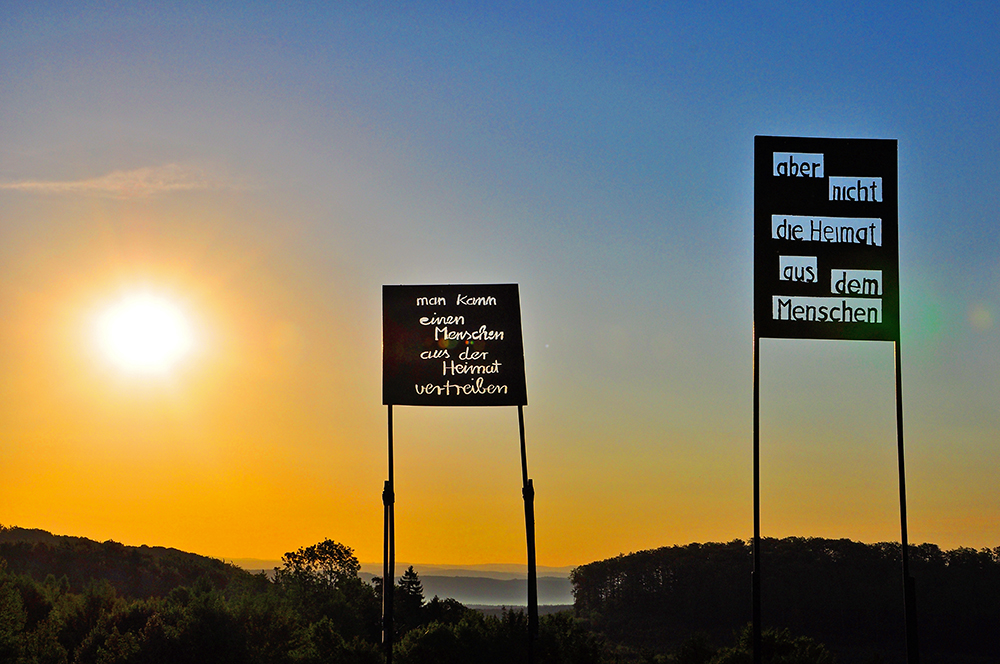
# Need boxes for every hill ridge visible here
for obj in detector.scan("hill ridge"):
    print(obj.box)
[0,524,257,598]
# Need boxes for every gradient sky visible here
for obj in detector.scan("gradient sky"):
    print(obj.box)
[1,3,998,569]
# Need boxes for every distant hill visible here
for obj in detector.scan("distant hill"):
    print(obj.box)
[0,525,261,598]
[238,560,576,605]
[414,574,572,606]
[572,537,1000,663]
[1,526,574,608]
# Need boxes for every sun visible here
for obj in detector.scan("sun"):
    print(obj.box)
[94,292,195,374]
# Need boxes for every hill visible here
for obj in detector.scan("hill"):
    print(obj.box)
[0,526,575,607]
[7,527,1000,662]
[0,525,260,598]
[572,537,1000,663]
[415,574,572,606]
[0,527,597,663]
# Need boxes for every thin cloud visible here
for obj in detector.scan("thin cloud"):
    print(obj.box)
[0,164,232,199]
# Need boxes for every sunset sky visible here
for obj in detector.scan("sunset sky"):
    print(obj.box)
[1,3,998,570]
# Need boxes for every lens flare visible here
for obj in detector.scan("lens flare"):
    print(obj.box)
[969,303,993,331]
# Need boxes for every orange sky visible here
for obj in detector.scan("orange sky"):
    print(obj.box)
[0,191,914,567]
[2,4,998,570]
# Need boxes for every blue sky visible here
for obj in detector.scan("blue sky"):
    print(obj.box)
[1,2,998,566]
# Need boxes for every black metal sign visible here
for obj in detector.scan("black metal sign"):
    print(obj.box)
[755,136,899,341]
[382,283,527,406]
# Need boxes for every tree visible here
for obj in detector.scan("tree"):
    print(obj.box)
[275,538,379,641]
[0,559,26,661]
[710,625,835,664]
[397,567,424,604]
[396,566,425,632]
[275,539,361,592]
[423,596,469,626]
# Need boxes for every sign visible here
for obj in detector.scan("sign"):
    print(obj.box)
[382,284,527,406]
[755,136,899,341]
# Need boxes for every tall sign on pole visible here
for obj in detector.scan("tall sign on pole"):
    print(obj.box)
[381,284,537,663]
[383,283,527,406]
[755,136,899,342]
[753,137,917,663]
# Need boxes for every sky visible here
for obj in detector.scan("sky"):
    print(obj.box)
[1,2,998,570]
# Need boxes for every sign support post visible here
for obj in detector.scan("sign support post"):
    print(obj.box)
[382,283,535,662]
[382,405,395,663]
[894,341,919,662]
[752,333,762,664]
[519,404,539,650]
[753,136,915,663]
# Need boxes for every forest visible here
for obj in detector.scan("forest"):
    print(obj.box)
[2,527,998,663]
[572,537,1000,663]
[0,526,612,664]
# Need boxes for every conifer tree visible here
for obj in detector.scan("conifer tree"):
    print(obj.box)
[396,566,425,632]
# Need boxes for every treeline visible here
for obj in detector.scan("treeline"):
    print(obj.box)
[571,537,1000,663]
[7,528,998,663]
[0,527,251,600]
[0,527,613,663]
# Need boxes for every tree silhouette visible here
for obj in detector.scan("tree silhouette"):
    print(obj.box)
[711,625,835,664]
[396,566,425,632]
[0,560,26,661]
[274,538,360,591]
[274,538,378,640]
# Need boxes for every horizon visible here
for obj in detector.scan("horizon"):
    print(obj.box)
[6,521,992,611]
[6,523,991,580]
[2,4,999,569]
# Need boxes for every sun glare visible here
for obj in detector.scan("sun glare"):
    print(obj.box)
[94,292,195,374]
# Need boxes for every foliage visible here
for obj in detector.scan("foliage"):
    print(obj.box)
[287,616,382,664]
[0,530,386,663]
[572,539,751,649]
[395,566,424,633]
[710,625,836,664]
[0,559,27,661]
[421,595,467,625]
[0,525,251,600]
[273,539,380,643]
[275,540,361,591]
[4,528,999,663]
[392,607,623,664]
[572,537,1000,662]
[1,538,628,664]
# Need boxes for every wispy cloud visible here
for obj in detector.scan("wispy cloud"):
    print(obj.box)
[0,164,232,199]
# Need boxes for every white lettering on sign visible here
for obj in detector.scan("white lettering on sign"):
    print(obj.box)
[831,269,882,297]
[771,215,882,246]
[434,325,505,341]
[414,377,509,396]
[419,314,465,326]
[773,152,824,177]
[773,296,882,324]
[383,283,526,406]
[456,294,497,306]
[829,177,883,202]
[778,255,818,283]
[442,359,503,376]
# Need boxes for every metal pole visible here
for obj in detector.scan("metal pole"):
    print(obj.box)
[894,342,919,663]
[752,333,762,664]
[382,405,395,663]
[518,404,538,662]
